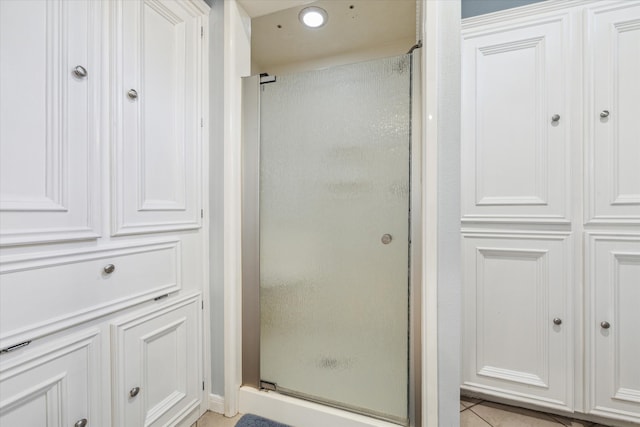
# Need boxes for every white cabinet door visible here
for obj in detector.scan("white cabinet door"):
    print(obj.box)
[462,12,572,224]
[585,2,640,225]
[586,235,640,423]
[111,294,201,427]
[111,0,204,236]
[0,0,100,246]
[461,234,573,411]
[0,330,100,427]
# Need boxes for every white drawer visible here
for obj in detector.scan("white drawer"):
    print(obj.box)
[0,240,181,349]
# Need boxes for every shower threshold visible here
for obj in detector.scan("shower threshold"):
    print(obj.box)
[239,386,409,427]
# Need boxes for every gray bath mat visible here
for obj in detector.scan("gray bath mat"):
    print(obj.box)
[236,414,290,427]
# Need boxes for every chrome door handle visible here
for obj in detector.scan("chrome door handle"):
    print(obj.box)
[103,264,115,274]
[129,386,140,397]
[553,318,562,325]
[74,419,88,427]
[600,110,610,118]
[551,114,560,122]
[127,89,138,100]
[600,321,610,329]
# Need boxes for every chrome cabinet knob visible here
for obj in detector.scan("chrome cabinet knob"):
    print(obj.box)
[73,65,88,78]
[127,89,138,100]
[381,234,393,244]
[600,110,610,118]
[103,264,115,274]
[74,419,88,427]
[553,317,562,325]
[551,114,560,122]
[600,321,610,329]
[129,386,140,397]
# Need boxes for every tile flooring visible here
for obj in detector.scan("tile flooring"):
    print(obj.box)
[192,398,614,427]
[459,397,611,427]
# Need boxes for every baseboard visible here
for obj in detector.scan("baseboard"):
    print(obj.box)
[209,393,225,414]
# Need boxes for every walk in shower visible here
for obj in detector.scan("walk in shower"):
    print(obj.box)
[242,53,421,426]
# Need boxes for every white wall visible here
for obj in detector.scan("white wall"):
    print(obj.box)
[208,0,225,398]
[252,37,416,76]
[420,1,461,425]
[222,0,252,416]
[434,2,461,425]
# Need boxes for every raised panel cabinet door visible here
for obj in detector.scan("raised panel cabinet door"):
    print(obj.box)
[111,294,201,427]
[112,0,207,235]
[0,330,100,427]
[461,12,572,223]
[586,2,640,225]
[587,235,640,423]
[461,234,573,411]
[0,0,100,246]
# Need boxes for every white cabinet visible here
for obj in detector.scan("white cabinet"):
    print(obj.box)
[462,234,573,411]
[111,295,201,427]
[586,235,640,423]
[0,0,100,246]
[585,2,640,224]
[0,330,100,427]
[0,0,209,426]
[462,1,640,424]
[112,0,204,236]
[461,9,572,224]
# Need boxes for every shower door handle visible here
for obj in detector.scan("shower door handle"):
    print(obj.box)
[381,234,392,244]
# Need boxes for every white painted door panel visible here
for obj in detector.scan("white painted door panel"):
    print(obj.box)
[111,295,200,427]
[0,0,99,245]
[587,235,640,423]
[462,13,571,223]
[0,330,100,427]
[586,2,640,224]
[112,0,202,235]
[462,234,573,411]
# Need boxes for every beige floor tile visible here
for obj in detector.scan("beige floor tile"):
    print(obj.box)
[461,396,483,409]
[197,411,242,427]
[470,402,563,427]
[461,408,492,427]
[548,414,595,427]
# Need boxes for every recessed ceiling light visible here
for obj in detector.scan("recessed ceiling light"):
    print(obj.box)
[299,6,328,28]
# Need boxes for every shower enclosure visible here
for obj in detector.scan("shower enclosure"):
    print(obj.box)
[242,53,420,426]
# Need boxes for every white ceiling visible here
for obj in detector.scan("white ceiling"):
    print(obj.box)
[237,0,315,18]
[238,0,417,73]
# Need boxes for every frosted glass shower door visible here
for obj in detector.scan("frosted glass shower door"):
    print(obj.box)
[260,55,411,424]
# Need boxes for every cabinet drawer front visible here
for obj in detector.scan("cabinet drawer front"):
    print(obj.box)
[111,294,200,427]
[0,240,181,348]
[0,329,100,427]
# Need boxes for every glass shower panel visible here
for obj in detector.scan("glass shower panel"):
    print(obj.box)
[260,54,411,424]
